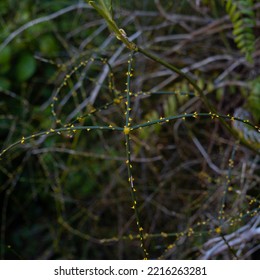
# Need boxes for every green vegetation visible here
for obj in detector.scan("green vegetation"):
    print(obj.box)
[0,0,259,260]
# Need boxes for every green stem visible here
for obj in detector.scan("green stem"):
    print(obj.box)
[137,47,214,112]
[136,46,259,153]
[124,52,149,259]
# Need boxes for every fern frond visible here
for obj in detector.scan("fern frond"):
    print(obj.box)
[222,0,256,62]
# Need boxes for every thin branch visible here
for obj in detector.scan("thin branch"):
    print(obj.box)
[0,3,91,53]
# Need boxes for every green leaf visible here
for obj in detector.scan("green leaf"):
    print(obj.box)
[233,19,244,30]
[100,0,113,16]
[231,11,240,22]
[227,2,237,16]
[86,0,137,50]
[15,53,36,82]
[39,35,59,56]
[87,0,113,21]
[0,77,11,90]
[0,46,11,65]
[226,0,233,12]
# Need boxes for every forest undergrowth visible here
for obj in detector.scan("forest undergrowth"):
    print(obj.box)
[0,0,260,259]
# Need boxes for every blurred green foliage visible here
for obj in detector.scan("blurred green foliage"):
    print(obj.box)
[248,77,260,122]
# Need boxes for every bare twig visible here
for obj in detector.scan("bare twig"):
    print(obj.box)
[200,217,260,259]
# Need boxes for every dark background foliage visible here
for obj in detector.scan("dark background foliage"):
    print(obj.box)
[0,0,259,259]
